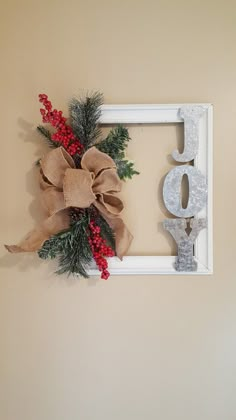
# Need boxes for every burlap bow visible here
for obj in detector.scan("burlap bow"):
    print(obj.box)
[5,146,133,259]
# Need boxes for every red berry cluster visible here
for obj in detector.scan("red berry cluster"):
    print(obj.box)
[88,220,115,280]
[38,94,83,156]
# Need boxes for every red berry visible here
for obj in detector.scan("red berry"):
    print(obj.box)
[87,218,115,280]
[38,93,84,156]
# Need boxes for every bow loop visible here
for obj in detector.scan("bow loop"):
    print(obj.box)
[41,187,65,216]
[41,147,75,188]
[92,169,122,194]
[96,193,124,215]
[81,146,116,176]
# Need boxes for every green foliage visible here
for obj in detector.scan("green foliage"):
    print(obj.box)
[37,125,58,148]
[38,212,93,277]
[115,159,140,180]
[35,125,59,165]
[38,208,116,277]
[96,125,139,180]
[69,92,103,149]
[96,125,130,160]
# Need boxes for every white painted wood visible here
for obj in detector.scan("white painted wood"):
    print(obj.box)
[99,104,211,124]
[194,104,213,274]
[88,257,211,276]
[89,103,213,276]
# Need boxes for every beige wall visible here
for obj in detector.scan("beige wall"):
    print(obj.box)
[1,1,236,419]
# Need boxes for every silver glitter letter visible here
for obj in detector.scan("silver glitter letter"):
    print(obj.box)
[163,165,207,217]
[172,106,205,162]
[163,218,206,271]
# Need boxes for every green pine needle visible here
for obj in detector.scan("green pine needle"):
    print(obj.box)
[96,125,130,160]
[96,125,139,180]
[115,159,140,180]
[69,92,103,149]
[38,209,117,277]
[38,213,93,277]
[37,125,58,148]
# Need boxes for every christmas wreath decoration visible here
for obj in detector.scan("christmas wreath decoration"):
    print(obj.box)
[5,93,139,279]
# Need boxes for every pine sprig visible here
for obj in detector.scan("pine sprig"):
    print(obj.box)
[96,125,130,160]
[69,92,103,149]
[37,208,116,277]
[115,159,140,180]
[37,125,59,148]
[38,213,93,277]
[96,125,139,180]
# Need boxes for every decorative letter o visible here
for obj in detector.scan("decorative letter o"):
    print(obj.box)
[163,165,207,217]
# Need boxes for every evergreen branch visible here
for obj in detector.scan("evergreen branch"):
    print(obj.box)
[96,125,139,180]
[69,92,103,149]
[115,159,140,180]
[37,125,59,148]
[96,125,130,160]
[38,212,93,277]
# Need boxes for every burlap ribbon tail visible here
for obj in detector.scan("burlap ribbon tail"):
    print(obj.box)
[5,146,132,259]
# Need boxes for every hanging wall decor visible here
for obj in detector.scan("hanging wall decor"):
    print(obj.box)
[5,93,139,279]
[5,99,213,277]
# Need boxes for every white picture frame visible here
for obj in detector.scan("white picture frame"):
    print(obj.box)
[88,104,213,276]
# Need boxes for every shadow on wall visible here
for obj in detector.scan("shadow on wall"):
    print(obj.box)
[1,118,49,273]
[18,117,49,221]
[0,252,43,272]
